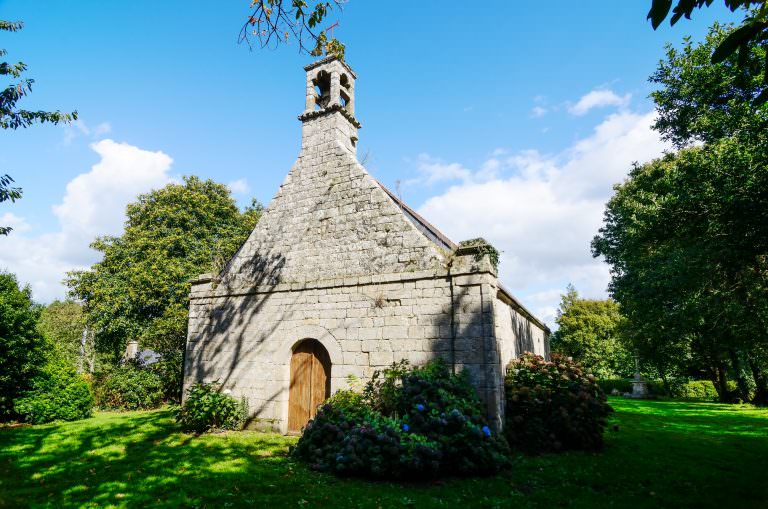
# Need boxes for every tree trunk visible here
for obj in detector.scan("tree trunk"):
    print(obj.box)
[748,355,768,406]
[660,371,671,396]
[729,348,751,402]
[716,364,729,402]
[655,362,671,396]
[78,328,87,374]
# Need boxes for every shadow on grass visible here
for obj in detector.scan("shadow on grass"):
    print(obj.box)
[0,409,304,508]
[0,401,767,508]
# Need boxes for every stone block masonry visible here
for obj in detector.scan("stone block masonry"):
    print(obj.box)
[184,55,549,433]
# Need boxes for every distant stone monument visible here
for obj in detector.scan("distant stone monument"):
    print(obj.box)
[630,351,648,398]
[124,340,139,362]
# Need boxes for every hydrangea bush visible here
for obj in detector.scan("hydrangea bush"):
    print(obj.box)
[504,353,613,453]
[292,359,509,479]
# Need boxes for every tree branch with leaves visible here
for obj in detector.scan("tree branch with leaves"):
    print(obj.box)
[238,0,347,59]
[1,20,77,235]
[647,1,768,104]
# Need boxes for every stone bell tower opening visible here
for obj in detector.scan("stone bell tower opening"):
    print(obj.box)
[313,70,331,110]
[299,55,361,154]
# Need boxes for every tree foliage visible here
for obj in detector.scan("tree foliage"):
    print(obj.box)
[37,300,86,368]
[550,285,633,380]
[651,22,768,147]
[239,1,346,59]
[595,18,768,404]
[592,140,768,402]
[1,20,77,235]
[0,272,45,419]
[66,177,262,361]
[647,1,768,104]
[0,174,21,236]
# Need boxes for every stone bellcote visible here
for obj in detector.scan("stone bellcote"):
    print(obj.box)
[298,55,361,155]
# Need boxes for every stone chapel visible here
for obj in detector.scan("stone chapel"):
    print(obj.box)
[183,55,549,433]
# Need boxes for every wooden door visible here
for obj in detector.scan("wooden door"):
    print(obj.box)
[288,340,331,432]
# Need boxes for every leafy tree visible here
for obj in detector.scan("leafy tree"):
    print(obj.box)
[239,1,346,59]
[550,285,634,380]
[37,300,91,371]
[651,22,767,147]
[592,139,768,403]
[647,1,768,104]
[0,272,45,419]
[1,20,76,234]
[67,177,262,365]
[0,175,21,236]
[595,17,768,404]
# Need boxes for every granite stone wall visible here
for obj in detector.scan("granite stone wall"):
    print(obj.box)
[183,56,548,433]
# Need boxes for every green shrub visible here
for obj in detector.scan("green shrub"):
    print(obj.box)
[646,379,668,396]
[0,272,45,420]
[14,358,93,424]
[176,382,247,433]
[673,380,718,401]
[148,351,183,404]
[635,379,721,401]
[323,388,369,421]
[505,353,613,453]
[292,359,509,480]
[94,364,164,410]
[597,378,633,395]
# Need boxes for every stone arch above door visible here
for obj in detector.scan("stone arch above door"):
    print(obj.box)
[279,324,343,366]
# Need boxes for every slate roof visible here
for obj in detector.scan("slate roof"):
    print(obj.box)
[376,179,550,333]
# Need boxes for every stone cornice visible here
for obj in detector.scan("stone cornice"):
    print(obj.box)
[191,267,496,299]
[298,103,362,128]
[303,55,357,79]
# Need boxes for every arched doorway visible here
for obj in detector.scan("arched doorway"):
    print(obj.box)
[288,339,331,432]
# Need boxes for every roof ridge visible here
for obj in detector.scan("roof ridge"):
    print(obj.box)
[373,178,550,333]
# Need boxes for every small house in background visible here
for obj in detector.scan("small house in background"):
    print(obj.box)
[183,56,549,433]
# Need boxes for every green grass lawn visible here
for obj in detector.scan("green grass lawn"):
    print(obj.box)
[1,398,766,509]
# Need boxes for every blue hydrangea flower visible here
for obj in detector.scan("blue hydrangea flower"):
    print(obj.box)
[416,404,425,412]
[482,425,491,437]
[402,423,410,432]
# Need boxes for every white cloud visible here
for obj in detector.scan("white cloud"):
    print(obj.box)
[93,122,112,136]
[0,212,31,233]
[0,140,173,302]
[569,89,631,116]
[227,178,250,195]
[406,154,473,186]
[62,119,112,145]
[416,110,669,328]
[531,106,548,118]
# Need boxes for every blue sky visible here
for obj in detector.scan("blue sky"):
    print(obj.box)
[0,1,741,325]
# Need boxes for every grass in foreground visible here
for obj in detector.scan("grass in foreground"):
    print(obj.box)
[0,398,766,508]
